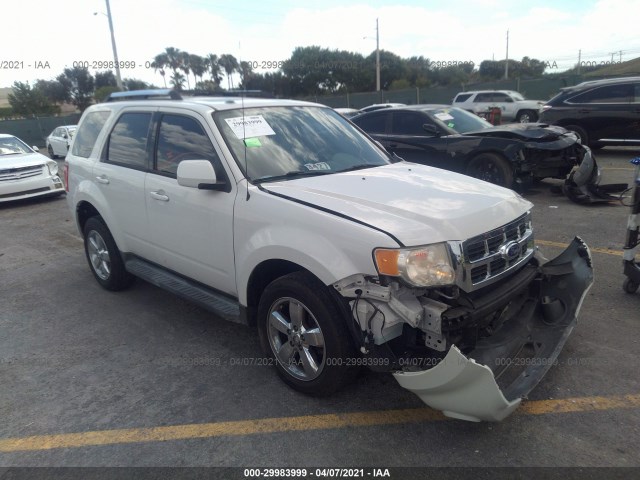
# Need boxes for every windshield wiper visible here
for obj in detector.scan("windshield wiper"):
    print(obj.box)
[253,170,333,184]
[336,164,380,173]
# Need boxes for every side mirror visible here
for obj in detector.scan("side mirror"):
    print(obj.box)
[177,160,226,191]
[422,124,439,136]
[32,146,39,151]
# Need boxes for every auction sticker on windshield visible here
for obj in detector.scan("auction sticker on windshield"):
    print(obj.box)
[225,115,276,139]
[434,111,454,121]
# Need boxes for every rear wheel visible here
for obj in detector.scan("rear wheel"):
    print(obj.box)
[83,217,135,291]
[257,271,359,395]
[516,110,537,123]
[623,277,639,294]
[564,125,589,146]
[466,153,514,188]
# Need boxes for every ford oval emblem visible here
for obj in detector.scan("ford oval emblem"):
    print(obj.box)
[501,241,521,261]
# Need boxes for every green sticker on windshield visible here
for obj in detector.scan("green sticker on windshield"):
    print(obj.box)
[447,122,455,128]
[244,137,261,148]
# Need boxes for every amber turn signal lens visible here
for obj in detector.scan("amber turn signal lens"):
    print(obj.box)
[374,249,400,276]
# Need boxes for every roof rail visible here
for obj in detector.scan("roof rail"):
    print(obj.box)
[105,89,182,102]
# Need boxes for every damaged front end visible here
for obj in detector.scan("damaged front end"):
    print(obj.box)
[334,229,593,422]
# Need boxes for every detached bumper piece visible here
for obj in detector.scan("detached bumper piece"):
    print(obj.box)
[393,237,593,422]
[562,148,627,204]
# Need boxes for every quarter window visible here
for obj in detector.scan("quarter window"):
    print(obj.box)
[107,112,152,168]
[155,114,222,176]
[72,111,111,158]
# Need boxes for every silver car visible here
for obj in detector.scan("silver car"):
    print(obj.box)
[46,125,77,159]
[0,134,65,202]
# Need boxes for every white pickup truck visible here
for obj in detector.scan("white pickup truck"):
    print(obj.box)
[65,90,593,421]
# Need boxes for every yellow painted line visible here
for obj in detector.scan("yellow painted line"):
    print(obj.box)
[537,239,623,257]
[1,393,640,453]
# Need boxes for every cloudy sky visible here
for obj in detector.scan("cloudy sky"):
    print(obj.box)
[2,0,639,88]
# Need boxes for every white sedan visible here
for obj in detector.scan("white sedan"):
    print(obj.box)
[46,125,77,158]
[0,134,65,202]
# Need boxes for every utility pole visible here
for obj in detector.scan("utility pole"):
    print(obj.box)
[577,49,581,74]
[504,29,509,80]
[105,0,123,90]
[619,50,623,62]
[376,18,380,92]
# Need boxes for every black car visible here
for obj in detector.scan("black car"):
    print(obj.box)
[352,105,586,188]
[539,76,640,148]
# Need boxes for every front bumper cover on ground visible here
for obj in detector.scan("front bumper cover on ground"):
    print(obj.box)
[393,237,593,421]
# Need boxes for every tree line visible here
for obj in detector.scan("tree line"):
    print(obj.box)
[7,45,555,116]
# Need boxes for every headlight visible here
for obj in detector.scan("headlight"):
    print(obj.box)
[374,243,455,287]
[47,161,58,175]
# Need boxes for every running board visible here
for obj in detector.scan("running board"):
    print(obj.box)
[125,257,242,324]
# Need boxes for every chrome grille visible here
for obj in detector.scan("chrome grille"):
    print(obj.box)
[456,213,534,292]
[0,165,44,182]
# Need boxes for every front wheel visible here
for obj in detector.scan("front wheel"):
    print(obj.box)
[466,153,514,188]
[257,271,359,396]
[516,110,538,123]
[83,217,135,291]
[564,125,589,146]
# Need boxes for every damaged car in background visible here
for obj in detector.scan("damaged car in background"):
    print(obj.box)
[66,92,594,422]
[352,105,589,189]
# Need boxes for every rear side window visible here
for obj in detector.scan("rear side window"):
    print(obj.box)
[71,111,111,158]
[474,93,492,102]
[570,84,633,103]
[454,93,472,103]
[155,114,223,177]
[492,93,513,102]
[391,112,428,135]
[107,112,152,168]
[354,113,387,133]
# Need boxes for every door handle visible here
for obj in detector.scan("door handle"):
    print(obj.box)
[150,190,169,202]
[95,175,109,184]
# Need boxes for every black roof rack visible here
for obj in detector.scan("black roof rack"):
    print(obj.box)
[105,89,182,102]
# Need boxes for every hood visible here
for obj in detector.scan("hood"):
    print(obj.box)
[0,152,50,170]
[262,163,532,246]
[465,123,575,142]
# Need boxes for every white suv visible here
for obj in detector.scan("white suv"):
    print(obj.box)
[452,90,544,123]
[65,89,593,421]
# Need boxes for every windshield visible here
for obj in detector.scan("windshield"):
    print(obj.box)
[214,106,390,182]
[427,107,493,134]
[0,136,34,156]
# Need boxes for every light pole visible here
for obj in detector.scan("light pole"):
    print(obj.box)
[363,18,381,92]
[95,0,123,90]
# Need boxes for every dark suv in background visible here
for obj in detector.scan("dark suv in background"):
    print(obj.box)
[539,77,640,148]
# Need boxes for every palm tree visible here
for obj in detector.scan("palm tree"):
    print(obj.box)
[219,54,239,90]
[170,71,186,91]
[179,51,192,90]
[164,47,183,78]
[190,54,206,87]
[206,54,222,87]
[152,53,169,87]
[239,61,253,88]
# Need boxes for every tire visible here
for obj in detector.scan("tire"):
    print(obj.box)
[516,110,538,123]
[623,277,639,294]
[564,125,589,146]
[47,144,57,159]
[83,217,135,291]
[257,271,359,396]
[466,153,514,188]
